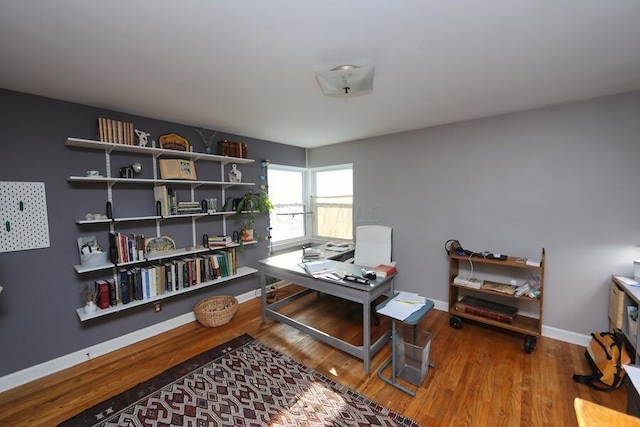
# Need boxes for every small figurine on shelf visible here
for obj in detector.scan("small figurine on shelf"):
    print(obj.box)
[194,128,217,154]
[134,129,151,147]
[228,164,242,182]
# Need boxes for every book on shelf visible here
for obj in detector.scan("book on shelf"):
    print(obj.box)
[372,264,396,278]
[218,139,248,158]
[108,279,117,306]
[95,280,110,309]
[96,117,135,144]
[207,235,233,247]
[454,296,518,324]
[154,185,170,216]
[119,269,130,304]
[526,258,541,267]
[480,282,515,295]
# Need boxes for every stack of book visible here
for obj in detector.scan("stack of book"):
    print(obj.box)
[207,235,233,247]
[302,247,322,260]
[218,140,248,158]
[176,201,202,214]
[97,117,135,144]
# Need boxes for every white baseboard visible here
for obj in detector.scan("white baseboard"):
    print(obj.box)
[0,288,258,393]
[432,299,591,346]
[0,290,590,394]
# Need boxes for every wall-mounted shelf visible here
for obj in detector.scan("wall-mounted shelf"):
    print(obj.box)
[65,137,255,165]
[76,266,257,321]
[66,136,261,320]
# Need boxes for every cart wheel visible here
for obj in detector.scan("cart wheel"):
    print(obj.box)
[449,316,463,329]
[524,336,537,354]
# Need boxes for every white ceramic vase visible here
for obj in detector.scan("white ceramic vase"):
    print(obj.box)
[84,301,97,314]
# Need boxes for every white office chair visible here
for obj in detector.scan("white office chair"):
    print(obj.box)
[353,225,393,268]
[347,225,393,325]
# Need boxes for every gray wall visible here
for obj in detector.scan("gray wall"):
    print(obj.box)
[309,90,640,336]
[0,89,305,377]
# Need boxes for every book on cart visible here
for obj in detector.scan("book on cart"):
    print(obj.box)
[454,296,518,324]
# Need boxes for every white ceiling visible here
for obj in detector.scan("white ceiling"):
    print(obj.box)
[1,1,640,148]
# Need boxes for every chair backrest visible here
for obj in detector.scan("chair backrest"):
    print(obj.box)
[353,225,392,268]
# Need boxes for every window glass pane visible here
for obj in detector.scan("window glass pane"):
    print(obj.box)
[316,169,353,197]
[312,166,353,240]
[313,195,353,239]
[268,168,305,242]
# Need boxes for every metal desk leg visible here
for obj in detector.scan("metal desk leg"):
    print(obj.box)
[363,295,371,373]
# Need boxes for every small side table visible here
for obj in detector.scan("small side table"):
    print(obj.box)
[376,294,435,397]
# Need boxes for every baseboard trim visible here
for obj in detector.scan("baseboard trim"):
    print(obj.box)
[433,299,591,346]
[0,290,590,393]
[0,289,258,393]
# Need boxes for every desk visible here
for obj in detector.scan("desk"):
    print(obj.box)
[258,247,394,373]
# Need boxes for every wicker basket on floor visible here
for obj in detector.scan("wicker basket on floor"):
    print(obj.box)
[194,296,238,327]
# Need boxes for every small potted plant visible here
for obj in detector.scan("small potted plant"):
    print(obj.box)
[80,283,98,314]
[234,191,273,243]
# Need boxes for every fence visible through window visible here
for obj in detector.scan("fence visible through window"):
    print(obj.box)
[312,195,353,240]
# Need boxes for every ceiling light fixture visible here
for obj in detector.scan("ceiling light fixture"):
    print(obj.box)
[315,64,375,97]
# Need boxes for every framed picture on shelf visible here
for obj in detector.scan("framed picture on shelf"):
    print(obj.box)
[159,133,190,151]
[158,159,197,180]
[145,236,176,256]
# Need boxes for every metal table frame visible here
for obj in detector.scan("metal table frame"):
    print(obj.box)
[258,250,395,373]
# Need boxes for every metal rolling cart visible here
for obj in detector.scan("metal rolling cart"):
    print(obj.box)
[376,293,435,397]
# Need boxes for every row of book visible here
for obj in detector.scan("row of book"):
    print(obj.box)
[93,249,237,308]
[97,117,135,145]
[109,232,146,264]
[154,185,204,216]
[218,140,248,158]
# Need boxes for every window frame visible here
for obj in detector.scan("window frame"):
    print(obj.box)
[268,163,353,252]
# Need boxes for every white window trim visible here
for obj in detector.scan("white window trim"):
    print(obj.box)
[268,164,310,251]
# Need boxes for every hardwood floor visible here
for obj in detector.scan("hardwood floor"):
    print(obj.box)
[0,287,628,426]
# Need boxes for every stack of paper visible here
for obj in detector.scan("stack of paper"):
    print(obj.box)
[302,260,337,277]
[377,292,427,321]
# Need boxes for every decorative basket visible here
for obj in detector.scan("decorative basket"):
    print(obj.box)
[194,296,238,327]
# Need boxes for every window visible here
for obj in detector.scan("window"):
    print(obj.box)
[268,166,307,244]
[311,165,353,240]
[268,163,353,246]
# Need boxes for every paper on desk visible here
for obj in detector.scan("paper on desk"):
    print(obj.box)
[377,295,426,321]
[615,276,640,286]
[624,364,640,391]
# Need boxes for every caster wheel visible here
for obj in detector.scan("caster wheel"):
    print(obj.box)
[449,316,463,329]
[524,336,537,354]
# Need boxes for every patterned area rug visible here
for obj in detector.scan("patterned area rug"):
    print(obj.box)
[61,334,421,426]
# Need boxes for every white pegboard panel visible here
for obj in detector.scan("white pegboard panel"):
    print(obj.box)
[0,181,50,253]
